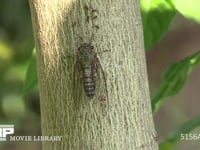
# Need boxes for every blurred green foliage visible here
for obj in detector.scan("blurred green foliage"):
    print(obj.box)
[140,0,176,50]
[0,0,36,122]
[140,0,200,149]
[152,51,200,114]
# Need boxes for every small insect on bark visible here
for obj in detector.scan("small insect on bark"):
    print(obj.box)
[84,5,98,22]
[84,4,99,30]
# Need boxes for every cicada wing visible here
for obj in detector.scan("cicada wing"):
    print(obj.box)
[73,61,84,104]
[94,56,108,102]
[91,56,110,116]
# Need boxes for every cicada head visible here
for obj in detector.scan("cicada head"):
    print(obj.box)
[77,43,95,65]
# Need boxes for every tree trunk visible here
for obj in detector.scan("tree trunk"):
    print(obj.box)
[29,0,158,149]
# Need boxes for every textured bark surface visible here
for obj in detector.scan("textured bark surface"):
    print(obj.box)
[29,0,158,149]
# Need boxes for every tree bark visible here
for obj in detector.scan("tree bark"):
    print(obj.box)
[29,0,158,149]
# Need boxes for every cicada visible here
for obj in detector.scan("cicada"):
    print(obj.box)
[74,41,108,99]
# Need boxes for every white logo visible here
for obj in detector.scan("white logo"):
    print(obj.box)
[0,125,14,141]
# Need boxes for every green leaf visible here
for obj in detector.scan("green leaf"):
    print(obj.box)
[21,49,38,96]
[152,51,200,113]
[160,115,200,150]
[171,0,200,23]
[140,0,176,50]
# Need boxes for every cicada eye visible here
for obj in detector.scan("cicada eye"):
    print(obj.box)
[90,45,94,49]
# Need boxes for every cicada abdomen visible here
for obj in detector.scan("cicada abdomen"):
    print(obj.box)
[82,64,96,98]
